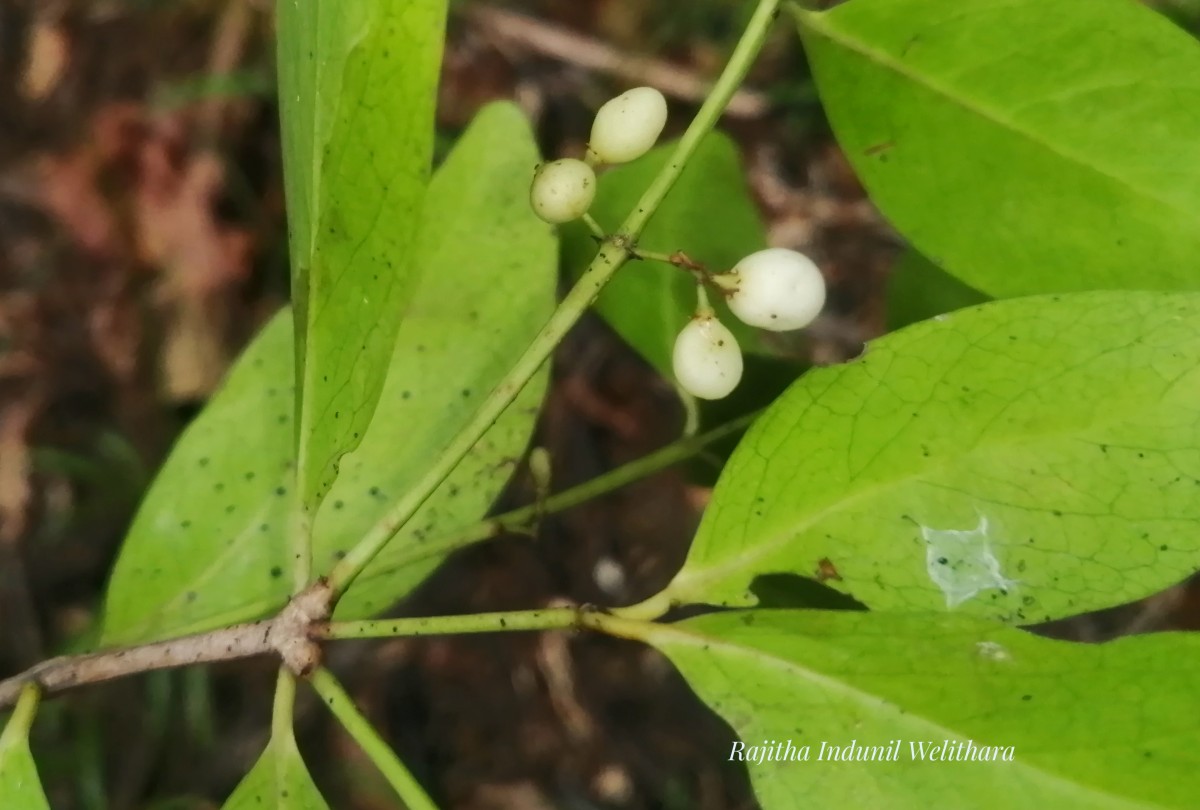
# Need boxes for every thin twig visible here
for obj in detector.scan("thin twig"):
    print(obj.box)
[197,0,256,136]
[0,580,331,711]
[0,620,274,711]
[315,607,581,641]
[340,409,760,597]
[0,404,755,712]
[464,4,770,119]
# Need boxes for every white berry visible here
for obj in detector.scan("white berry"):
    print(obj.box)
[672,314,743,400]
[723,248,825,331]
[530,158,596,224]
[588,87,668,165]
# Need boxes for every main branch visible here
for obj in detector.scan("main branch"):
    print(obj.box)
[0,581,330,711]
[0,621,273,711]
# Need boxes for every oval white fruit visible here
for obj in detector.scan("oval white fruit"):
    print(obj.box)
[529,158,596,224]
[589,86,668,165]
[725,247,826,331]
[672,315,743,400]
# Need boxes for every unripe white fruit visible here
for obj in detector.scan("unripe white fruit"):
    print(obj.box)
[589,87,668,164]
[530,158,596,224]
[724,248,825,331]
[672,314,743,400]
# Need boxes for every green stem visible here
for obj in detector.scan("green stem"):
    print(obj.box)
[679,389,701,437]
[0,683,40,747]
[578,611,662,641]
[613,0,783,241]
[500,409,754,525]
[309,668,438,810]
[635,248,713,292]
[327,0,783,600]
[271,667,296,743]
[632,248,678,264]
[319,607,665,644]
[340,410,759,593]
[318,608,580,640]
[581,211,606,240]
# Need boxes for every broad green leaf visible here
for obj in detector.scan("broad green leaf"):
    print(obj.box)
[102,312,295,644]
[794,0,1200,298]
[0,690,51,810]
[278,0,447,514]
[562,134,770,377]
[886,250,989,332]
[102,103,553,643]
[666,291,1200,622]
[323,103,554,619]
[650,610,1200,809]
[223,734,327,810]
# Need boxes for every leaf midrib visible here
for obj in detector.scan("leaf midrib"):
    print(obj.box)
[794,7,1200,229]
[669,331,1191,602]
[656,620,1164,809]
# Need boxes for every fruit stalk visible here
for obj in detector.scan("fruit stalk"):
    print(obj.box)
[326,0,784,600]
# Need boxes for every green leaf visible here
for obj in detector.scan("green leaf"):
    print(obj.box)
[223,734,327,810]
[562,134,770,377]
[102,103,554,643]
[666,291,1200,622]
[0,691,51,810]
[886,250,989,332]
[278,0,447,514]
[102,312,295,644]
[794,0,1200,298]
[649,610,1200,809]
[323,102,554,619]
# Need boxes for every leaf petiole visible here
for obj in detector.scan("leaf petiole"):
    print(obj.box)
[308,668,438,810]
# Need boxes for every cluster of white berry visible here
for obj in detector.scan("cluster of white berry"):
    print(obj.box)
[529,87,668,224]
[675,249,825,399]
[529,87,825,401]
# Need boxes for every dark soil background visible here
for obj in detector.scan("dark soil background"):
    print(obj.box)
[3,1,1200,809]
